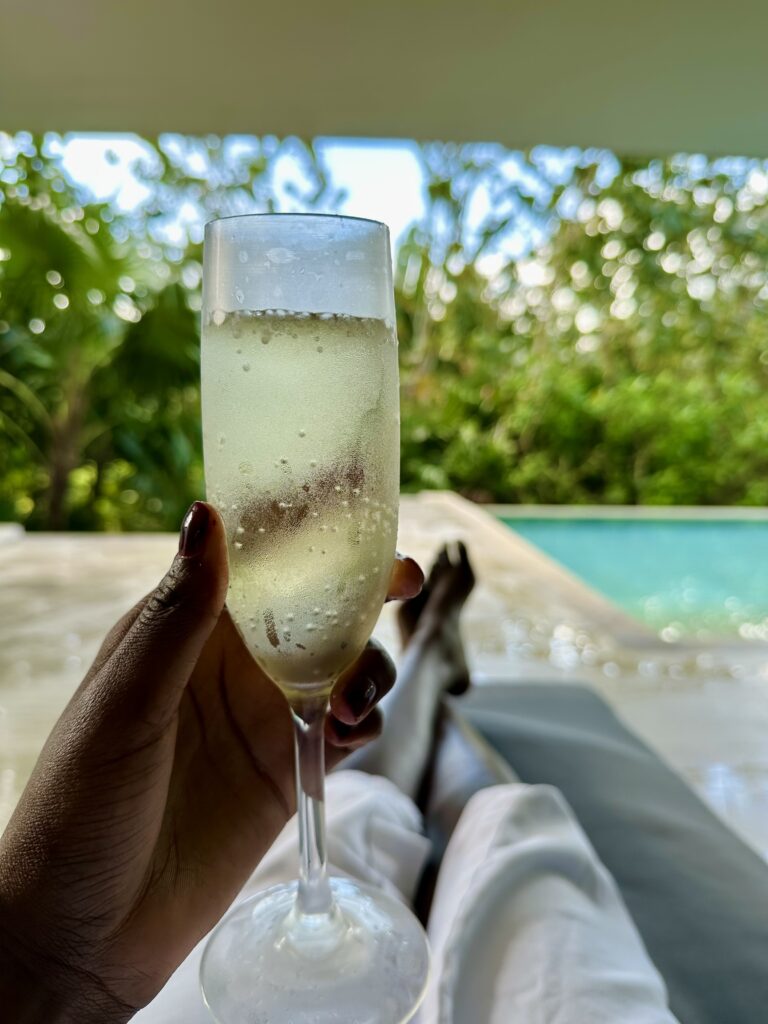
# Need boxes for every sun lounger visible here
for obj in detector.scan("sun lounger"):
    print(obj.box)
[456,683,768,1024]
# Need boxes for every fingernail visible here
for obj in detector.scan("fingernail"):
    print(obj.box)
[179,501,210,558]
[346,679,377,721]
[330,719,354,743]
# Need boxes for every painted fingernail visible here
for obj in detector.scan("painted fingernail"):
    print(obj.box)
[331,719,354,742]
[346,679,377,721]
[179,502,210,558]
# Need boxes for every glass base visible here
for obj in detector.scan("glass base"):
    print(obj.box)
[200,877,430,1024]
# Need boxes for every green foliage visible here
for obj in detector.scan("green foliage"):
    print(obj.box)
[2,133,768,530]
[0,133,333,529]
[397,148,768,506]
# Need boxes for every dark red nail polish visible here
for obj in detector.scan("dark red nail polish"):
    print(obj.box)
[346,679,377,721]
[331,718,355,742]
[179,501,210,558]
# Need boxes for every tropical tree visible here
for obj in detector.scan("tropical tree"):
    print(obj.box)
[0,134,333,529]
[3,133,768,529]
[395,148,768,505]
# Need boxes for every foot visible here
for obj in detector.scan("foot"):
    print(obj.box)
[397,541,475,695]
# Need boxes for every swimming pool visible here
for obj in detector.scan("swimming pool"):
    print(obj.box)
[502,516,768,639]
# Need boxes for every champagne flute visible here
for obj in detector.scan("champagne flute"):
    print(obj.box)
[199,214,430,1023]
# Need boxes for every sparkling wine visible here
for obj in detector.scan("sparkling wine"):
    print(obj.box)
[202,309,399,695]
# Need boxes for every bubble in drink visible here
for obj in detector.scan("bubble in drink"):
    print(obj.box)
[202,309,399,695]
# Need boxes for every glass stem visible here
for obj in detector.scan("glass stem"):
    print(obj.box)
[291,695,334,917]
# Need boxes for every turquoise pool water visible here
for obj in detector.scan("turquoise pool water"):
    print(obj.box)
[503,517,768,638]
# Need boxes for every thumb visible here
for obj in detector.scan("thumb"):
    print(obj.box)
[96,501,229,725]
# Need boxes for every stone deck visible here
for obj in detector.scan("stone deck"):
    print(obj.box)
[2,493,768,857]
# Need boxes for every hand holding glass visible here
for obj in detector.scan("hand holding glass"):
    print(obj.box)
[200,214,429,1023]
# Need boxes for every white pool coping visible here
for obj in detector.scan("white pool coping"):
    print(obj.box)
[0,523,24,544]
[488,504,768,520]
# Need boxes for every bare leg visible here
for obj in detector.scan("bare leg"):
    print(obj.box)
[345,543,473,799]
[346,542,519,920]
[348,543,511,808]
[422,701,515,840]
